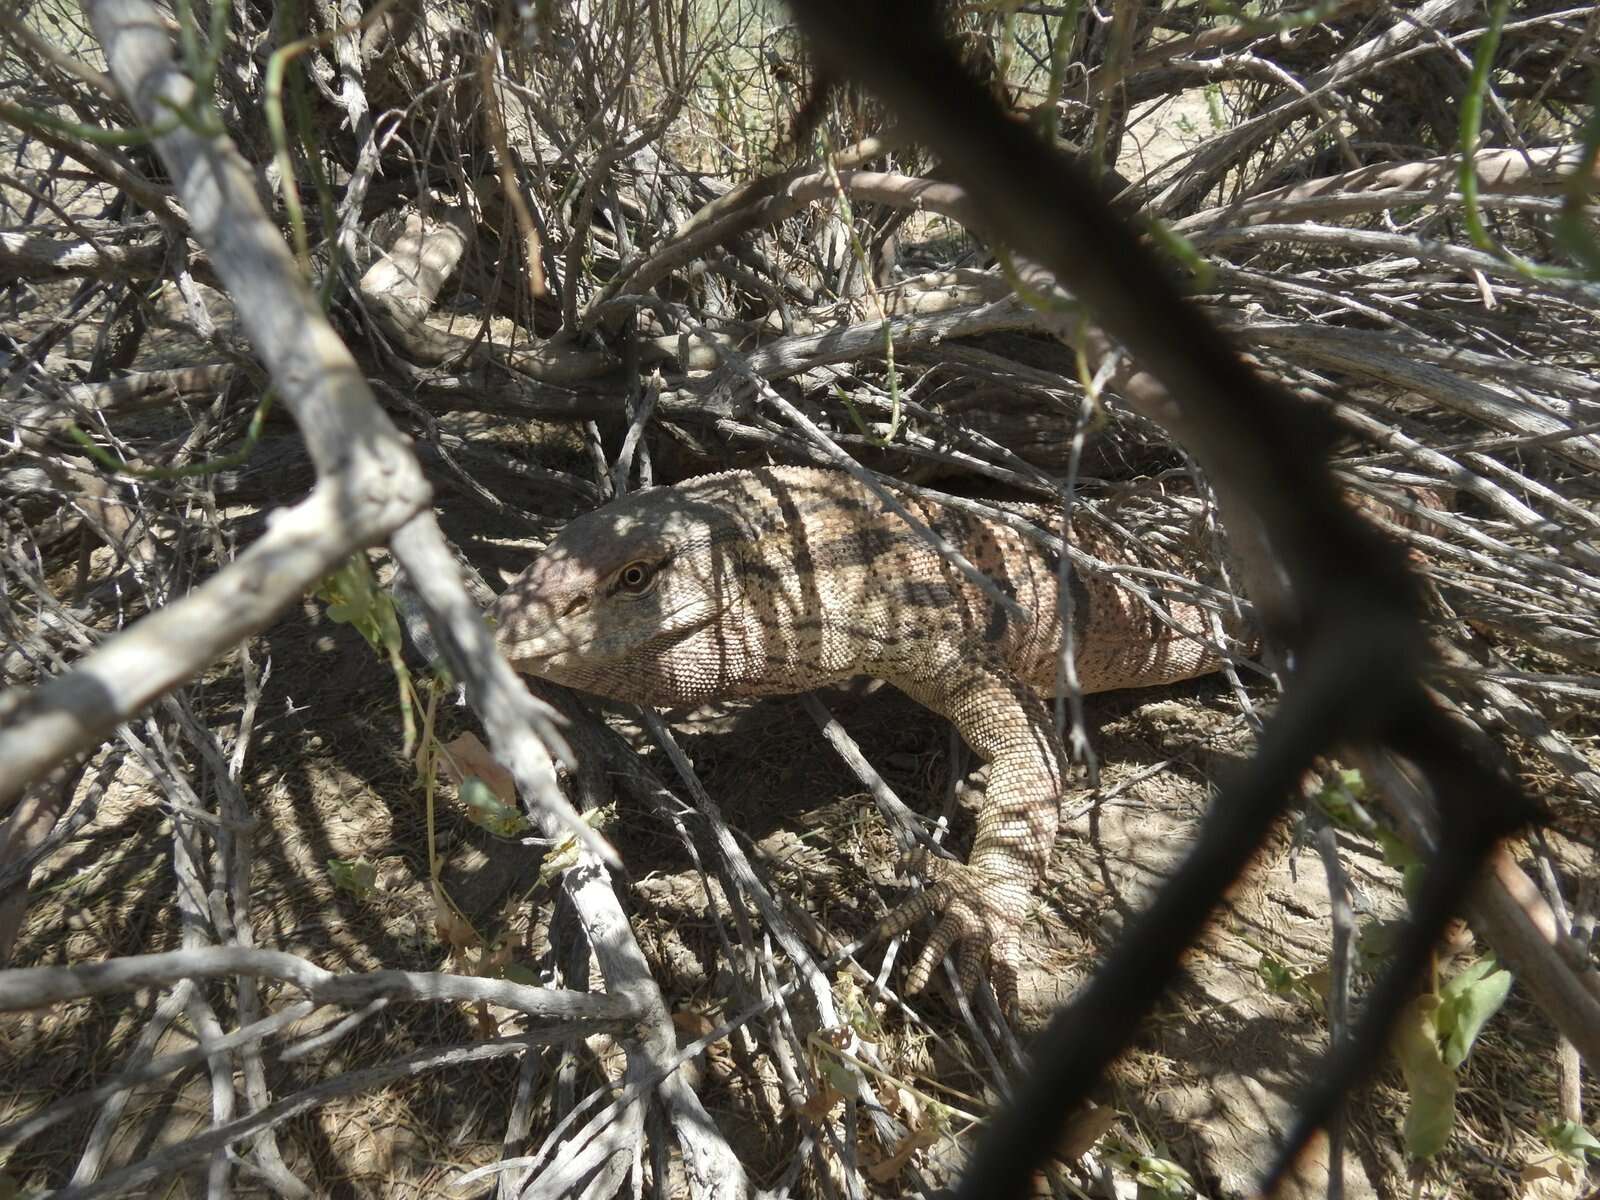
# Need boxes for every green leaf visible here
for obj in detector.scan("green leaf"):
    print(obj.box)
[315,554,401,655]
[328,856,377,900]
[1393,992,1457,1160]
[1132,1152,1194,1197]
[817,1051,863,1101]
[1103,1137,1194,1199]
[315,552,416,753]
[1315,767,1369,829]
[1373,828,1425,897]
[1543,1119,1600,1162]
[1256,951,1297,995]
[1436,956,1512,1070]
[460,777,530,837]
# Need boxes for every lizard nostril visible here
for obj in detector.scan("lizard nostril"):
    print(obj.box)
[563,595,590,618]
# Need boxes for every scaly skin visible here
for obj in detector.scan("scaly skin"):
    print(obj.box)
[492,466,1229,1005]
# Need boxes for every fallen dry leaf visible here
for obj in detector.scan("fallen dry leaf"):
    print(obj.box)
[438,732,516,803]
[866,1125,940,1183]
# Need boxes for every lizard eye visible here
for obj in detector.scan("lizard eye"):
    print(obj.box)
[618,560,654,592]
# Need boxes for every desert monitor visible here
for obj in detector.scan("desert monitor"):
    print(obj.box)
[492,466,1238,1005]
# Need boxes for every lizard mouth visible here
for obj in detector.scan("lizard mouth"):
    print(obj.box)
[510,642,584,672]
[522,605,726,675]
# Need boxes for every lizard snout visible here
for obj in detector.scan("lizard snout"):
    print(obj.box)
[490,555,591,662]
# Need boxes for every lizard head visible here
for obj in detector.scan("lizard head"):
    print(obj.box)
[489,486,750,700]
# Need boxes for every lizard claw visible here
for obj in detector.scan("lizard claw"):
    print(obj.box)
[875,852,1030,1010]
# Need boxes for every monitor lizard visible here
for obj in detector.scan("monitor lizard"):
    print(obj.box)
[491,465,1243,1007]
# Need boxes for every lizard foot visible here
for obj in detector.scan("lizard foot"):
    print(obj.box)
[875,848,1033,1010]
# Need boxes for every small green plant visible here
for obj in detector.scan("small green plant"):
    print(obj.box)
[1317,766,1427,900]
[1522,1119,1600,1191]
[1103,1134,1195,1198]
[458,777,530,838]
[1255,947,1327,1008]
[1392,955,1513,1160]
[1257,950,1297,993]
[315,553,414,753]
[312,558,557,994]
[327,856,378,899]
[1542,1119,1600,1165]
[1312,767,1515,1159]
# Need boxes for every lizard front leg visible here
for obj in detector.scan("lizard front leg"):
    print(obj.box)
[880,660,1066,1009]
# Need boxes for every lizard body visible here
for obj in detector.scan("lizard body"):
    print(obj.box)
[492,466,1237,1003]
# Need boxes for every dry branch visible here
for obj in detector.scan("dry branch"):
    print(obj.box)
[46,1034,566,1200]
[0,944,636,1021]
